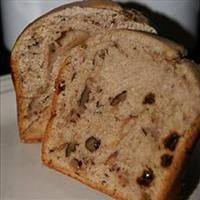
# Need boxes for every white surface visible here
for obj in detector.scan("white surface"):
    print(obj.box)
[0,75,111,200]
[0,75,200,200]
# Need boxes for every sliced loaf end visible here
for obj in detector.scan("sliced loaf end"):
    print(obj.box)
[42,30,200,200]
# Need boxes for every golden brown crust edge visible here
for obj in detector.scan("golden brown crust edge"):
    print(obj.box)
[10,58,26,142]
[158,115,200,200]
[11,57,44,143]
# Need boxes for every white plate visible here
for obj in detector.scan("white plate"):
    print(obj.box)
[1,75,200,200]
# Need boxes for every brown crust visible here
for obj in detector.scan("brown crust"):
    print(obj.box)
[10,56,46,143]
[21,136,42,143]
[10,58,25,141]
[158,115,200,200]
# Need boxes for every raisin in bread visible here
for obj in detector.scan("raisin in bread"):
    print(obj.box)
[11,0,156,143]
[42,30,200,200]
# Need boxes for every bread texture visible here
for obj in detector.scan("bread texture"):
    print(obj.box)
[42,30,200,200]
[11,0,156,143]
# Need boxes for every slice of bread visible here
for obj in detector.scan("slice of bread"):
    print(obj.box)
[42,30,200,200]
[11,0,157,143]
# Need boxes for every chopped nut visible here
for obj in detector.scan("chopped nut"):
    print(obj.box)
[105,151,119,165]
[85,137,101,152]
[65,143,78,157]
[79,85,91,108]
[110,91,127,106]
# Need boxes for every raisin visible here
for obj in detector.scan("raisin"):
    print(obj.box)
[164,132,180,151]
[79,85,91,108]
[137,168,154,186]
[110,91,127,106]
[65,143,78,157]
[85,137,101,152]
[161,154,173,167]
[143,93,155,104]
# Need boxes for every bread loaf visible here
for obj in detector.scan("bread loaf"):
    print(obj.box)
[42,30,200,200]
[11,0,156,143]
